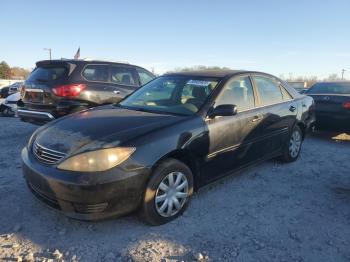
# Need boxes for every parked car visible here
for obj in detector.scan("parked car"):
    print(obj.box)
[287,81,307,94]
[0,85,10,98]
[305,81,350,130]
[8,82,23,95]
[294,87,308,94]
[0,92,20,117]
[22,70,315,225]
[18,59,155,124]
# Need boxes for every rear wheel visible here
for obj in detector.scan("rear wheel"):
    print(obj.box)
[141,158,193,225]
[281,126,303,162]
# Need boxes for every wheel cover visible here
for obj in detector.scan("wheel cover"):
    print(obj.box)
[289,130,302,158]
[155,172,189,217]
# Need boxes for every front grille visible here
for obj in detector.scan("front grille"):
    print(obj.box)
[33,141,66,164]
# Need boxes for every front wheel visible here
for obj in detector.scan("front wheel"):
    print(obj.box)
[141,158,193,225]
[281,126,303,162]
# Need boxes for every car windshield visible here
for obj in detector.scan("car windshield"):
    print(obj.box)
[307,82,350,94]
[119,76,220,116]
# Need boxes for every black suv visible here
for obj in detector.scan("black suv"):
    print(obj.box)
[18,59,155,124]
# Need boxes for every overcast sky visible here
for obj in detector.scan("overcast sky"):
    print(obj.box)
[2,0,350,79]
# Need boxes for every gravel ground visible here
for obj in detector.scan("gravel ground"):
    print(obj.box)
[1,117,350,262]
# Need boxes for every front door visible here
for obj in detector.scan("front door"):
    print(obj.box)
[200,75,263,184]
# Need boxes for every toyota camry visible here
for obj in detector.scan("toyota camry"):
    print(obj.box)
[22,70,315,225]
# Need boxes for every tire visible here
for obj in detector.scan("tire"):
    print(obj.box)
[281,125,303,162]
[141,158,194,225]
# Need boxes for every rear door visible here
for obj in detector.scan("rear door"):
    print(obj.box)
[81,64,113,104]
[109,65,140,103]
[252,75,297,156]
[201,75,263,183]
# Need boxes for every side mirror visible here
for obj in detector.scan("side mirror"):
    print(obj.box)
[208,104,238,118]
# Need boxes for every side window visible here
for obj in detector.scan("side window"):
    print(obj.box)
[280,85,293,101]
[137,68,154,85]
[253,76,283,106]
[82,65,109,82]
[110,66,137,86]
[215,76,255,112]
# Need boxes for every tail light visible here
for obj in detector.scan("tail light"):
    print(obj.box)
[343,101,350,109]
[52,84,86,97]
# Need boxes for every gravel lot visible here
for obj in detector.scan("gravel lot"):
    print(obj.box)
[1,116,350,262]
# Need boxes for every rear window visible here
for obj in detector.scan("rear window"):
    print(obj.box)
[27,66,67,82]
[307,83,350,94]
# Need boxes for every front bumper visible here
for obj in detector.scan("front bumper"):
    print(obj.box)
[22,147,150,220]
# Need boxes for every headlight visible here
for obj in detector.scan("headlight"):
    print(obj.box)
[57,147,136,172]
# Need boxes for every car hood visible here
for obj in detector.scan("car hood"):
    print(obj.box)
[35,105,186,155]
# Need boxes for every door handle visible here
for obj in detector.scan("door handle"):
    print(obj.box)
[251,115,263,122]
[289,105,296,112]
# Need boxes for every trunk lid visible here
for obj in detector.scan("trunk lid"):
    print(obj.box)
[308,94,350,113]
[22,61,76,107]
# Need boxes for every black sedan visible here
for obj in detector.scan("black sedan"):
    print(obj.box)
[22,70,315,225]
[305,82,350,130]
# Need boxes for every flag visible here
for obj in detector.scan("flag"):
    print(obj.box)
[74,47,80,59]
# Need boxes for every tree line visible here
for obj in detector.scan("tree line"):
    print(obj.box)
[0,61,31,80]
[173,66,346,87]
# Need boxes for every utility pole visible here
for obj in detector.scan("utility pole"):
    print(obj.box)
[341,69,346,80]
[43,48,52,60]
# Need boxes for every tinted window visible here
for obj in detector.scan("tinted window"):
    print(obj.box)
[137,68,154,85]
[215,76,255,111]
[82,65,109,82]
[307,82,350,94]
[111,66,137,86]
[120,76,220,116]
[254,76,283,105]
[27,66,66,82]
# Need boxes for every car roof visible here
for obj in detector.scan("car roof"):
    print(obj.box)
[314,81,350,84]
[36,59,136,68]
[163,70,245,78]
